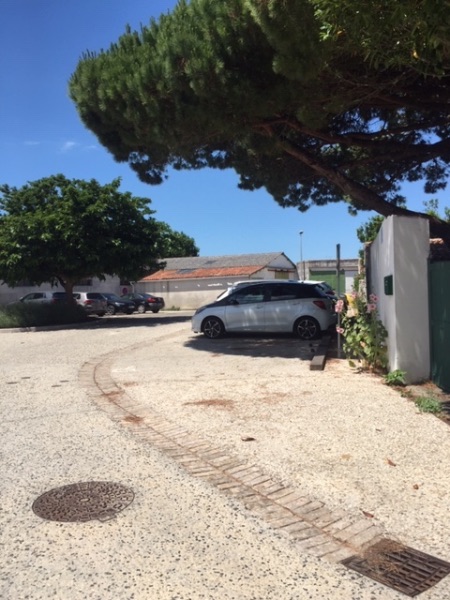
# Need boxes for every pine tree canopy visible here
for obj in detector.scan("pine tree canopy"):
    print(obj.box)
[69,0,450,241]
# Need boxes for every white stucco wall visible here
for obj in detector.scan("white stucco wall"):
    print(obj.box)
[344,271,358,293]
[370,216,430,383]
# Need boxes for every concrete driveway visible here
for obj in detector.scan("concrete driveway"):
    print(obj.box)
[1,313,449,599]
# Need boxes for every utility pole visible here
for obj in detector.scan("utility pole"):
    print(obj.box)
[299,231,304,280]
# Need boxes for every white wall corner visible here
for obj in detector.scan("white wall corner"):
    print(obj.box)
[371,216,430,383]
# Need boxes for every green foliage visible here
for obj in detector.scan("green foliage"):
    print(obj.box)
[0,303,88,329]
[414,396,442,414]
[356,216,385,244]
[69,0,450,241]
[156,223,200,259]
[336,292,388,372]
[423,198,450,222]
[384,370,407,386]
[312,0,450,76]
[0,175,198,296]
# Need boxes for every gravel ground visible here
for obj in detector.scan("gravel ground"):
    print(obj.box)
[1,314,450,599]
[112,325,450,560]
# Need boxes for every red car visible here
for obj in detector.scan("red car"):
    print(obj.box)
[121,292,165,314]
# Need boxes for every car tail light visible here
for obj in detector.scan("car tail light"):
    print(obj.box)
[313,300,327,310]
[147,298,156,303]
[84,300,94,305]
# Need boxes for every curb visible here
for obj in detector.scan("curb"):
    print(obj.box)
[310,335,331,371]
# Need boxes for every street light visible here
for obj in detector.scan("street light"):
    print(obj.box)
[299,231,304,280]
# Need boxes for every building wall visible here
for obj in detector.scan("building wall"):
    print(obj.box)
[369,216,430,383]
[139,266,297,309]
[300,259,359,293]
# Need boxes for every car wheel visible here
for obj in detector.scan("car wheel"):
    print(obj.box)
[106,305,116,315]
[151,309,160,313]
[126,309,134,315]
[202,316,225,339]
[294,316,321,340]
[137,304,146,314]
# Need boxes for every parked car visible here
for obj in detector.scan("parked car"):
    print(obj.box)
[101,293,135,315]
[121,292,165,314]
[300,280,338,299]
[72,292,107,316]
[192,280,336,340]
[14,291,70,304]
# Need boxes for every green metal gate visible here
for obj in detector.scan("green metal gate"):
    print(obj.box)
[309,270,344,292]
[429,261,450,392]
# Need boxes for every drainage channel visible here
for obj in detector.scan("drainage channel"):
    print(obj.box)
[78,353,450,597]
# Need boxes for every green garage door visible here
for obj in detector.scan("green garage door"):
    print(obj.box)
[309,270,344,292]
[429,261,450,392]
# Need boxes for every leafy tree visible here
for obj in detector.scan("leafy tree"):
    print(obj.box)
[69,0,450,243]
[156,223,200,259]
[356,215,385,245]
[0,175,198,299]
[423,198,450,222]
[356,214,385,264]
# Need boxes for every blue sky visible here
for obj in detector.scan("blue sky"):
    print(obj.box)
[1,1,447,265]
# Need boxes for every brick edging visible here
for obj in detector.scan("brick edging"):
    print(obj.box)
[79,348,386,564]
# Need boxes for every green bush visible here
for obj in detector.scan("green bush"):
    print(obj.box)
[0,302,89,328]
[414,396,442,414]
[336,291,388,372]
[384,370,407,386]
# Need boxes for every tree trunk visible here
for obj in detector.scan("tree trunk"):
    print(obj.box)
[56,277,76,304]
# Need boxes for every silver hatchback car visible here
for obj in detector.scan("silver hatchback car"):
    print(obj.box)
[73,292,107,316]
[192,281,336,340]
[16,291,69,304]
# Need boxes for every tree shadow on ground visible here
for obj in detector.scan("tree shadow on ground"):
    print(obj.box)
[184,331,321,360]
[69,313,193,331]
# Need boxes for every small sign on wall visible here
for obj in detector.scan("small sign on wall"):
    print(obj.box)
[384,274,393,295]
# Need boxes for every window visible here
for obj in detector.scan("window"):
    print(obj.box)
[232,285,265,304]
[296,284,322,299]
[267,284,299,302]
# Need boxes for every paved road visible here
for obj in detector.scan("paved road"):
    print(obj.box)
[1,314,449,599]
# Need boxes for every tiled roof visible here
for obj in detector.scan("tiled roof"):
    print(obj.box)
[141,252,291,281]
[157,253,286,270]
[141,265,261,282]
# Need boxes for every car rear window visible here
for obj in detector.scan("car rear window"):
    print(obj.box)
[267,285,299,301]
[87,293,104,299]
[298,284,326,298]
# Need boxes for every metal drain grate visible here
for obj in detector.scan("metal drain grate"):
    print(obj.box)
[341,539,450,597]
[32,481,134,523]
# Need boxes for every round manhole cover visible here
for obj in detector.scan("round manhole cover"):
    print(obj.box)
[32,481,134,522]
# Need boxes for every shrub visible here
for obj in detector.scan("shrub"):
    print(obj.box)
[0,303,89,328]
[335,291,388,372]
[414,396,442,414]
[384,370,407,386]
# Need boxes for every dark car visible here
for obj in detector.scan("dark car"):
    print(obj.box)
[101,293,135,315]
[121,292,165,314]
